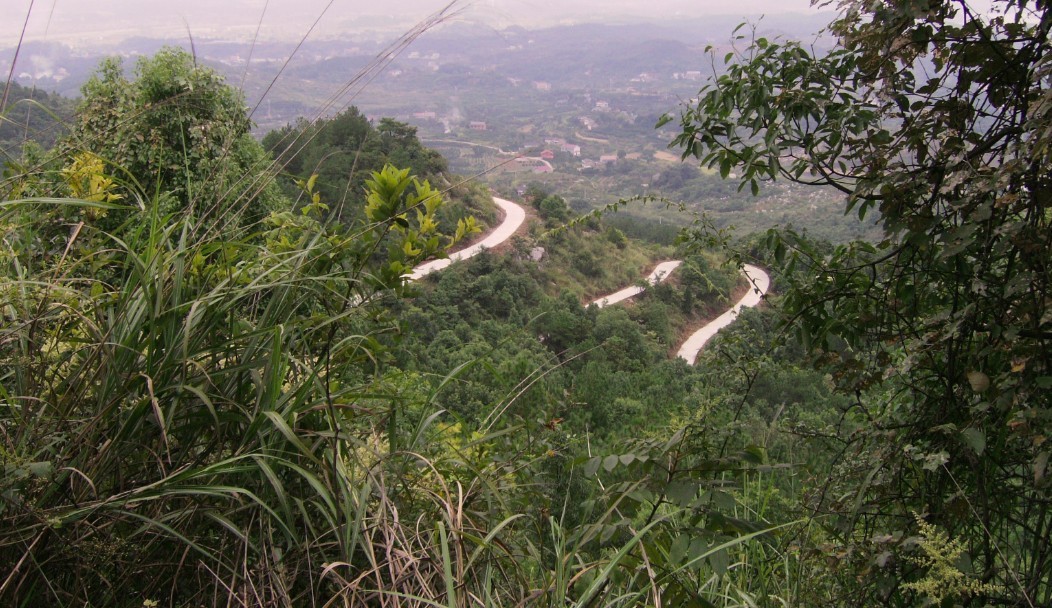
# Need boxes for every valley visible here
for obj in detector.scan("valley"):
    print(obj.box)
[2,2,1048,606]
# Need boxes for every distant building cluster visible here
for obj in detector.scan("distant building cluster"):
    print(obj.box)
[399,70,696,180]
[673,71,703,81]
[513,157,554,173]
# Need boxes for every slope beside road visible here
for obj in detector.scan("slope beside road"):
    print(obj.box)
[405,198,767,367]
[676,264,770,364]
[408,197,526,280]
[590,260,682,308]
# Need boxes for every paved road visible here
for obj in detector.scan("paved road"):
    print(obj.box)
[408,197,526,280]
[405,199,766,367]
[676,264,770,364]
[590,260,683,308]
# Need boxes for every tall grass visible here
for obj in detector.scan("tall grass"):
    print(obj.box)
[0,2,797,606]
[0,185,533,605]
[0,192,794,606]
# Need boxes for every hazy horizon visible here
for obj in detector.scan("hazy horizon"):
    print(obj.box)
[3,0,829,49]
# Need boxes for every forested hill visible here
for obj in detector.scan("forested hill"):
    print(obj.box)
[262,108,498,229]
[0,80,75,162]
[4,0,1051,602]
[0,45,842,607]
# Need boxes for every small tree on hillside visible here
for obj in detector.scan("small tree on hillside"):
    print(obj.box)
[67,47,284,228]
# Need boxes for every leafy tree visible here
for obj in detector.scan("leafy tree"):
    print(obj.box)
[66,48,284,226]
[523,183,551,208]
[376,117,447,176]
[671,1,1051,604]
[538,193,571,224]
[537,291,594,356]
[264,110,450,223]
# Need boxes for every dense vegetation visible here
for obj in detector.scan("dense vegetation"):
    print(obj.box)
[671,0,1052,604]
[1,81,75,162]
[263,108,498,230]
[1,44,796,607]
[1,0,1049,606]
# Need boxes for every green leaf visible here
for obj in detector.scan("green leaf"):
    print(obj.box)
[437,521,457,608]
[719,157,731,179]
[741,444,766,464]
[666,480,697,506]
[670,534,690,565]
[960,428,986,456]
[27,461,53,477]
[711,490,736,510]
[709,548,729,576]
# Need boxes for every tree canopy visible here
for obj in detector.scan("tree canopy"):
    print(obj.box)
[671,0,1050,604]
[66,47,284,226]
[263,109,448,223]
[0,81,75,162]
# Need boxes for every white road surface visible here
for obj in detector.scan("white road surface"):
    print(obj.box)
[590,260,683,308]
[408,197,527,280]
[403,197,766,368]
[676,264,771,364]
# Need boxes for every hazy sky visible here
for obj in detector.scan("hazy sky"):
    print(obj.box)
[2,0,826,48]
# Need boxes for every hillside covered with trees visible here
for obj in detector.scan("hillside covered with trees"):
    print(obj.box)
[1,1,1049,607]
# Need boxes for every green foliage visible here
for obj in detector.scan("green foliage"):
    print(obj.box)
[2,46,779,602]
[902,514,1001,605]
[362,163,477,286]
[0,81,75,162]
[1,24,943,607]
[538,194,571,225]
[263,109,465,226]
[2,65,489,601]
[65,48,285,227]
[605,214,680,246]
[673,1,1052,604]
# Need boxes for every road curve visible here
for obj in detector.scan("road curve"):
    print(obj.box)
[405,198,766,367]
[676,264,770,364]
[590,260,683,308]
[408,197,526,280]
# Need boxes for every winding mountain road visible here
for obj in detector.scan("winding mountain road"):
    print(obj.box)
[676,264,770,364]
[590,260,682,308]
[408,195,767,365]
[408,197,527,280]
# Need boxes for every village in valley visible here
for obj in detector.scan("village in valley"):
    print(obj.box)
[3,11,865,241]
